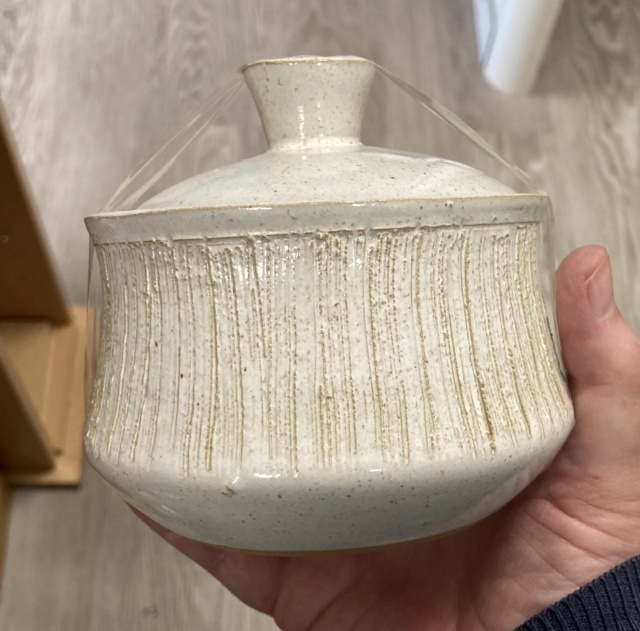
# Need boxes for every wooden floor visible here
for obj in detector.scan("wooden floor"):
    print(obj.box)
[1,1,639,629]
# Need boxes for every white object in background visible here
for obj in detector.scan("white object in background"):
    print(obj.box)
[473,0,565,94]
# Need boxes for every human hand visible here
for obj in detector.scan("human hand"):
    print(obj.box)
[135,245,640,631]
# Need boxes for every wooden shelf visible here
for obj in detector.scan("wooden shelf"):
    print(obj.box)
[0,103,69,323]
[0,307,87,486]
[0,93,86,585]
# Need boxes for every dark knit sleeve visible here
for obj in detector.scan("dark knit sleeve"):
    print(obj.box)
[515,557,640,630]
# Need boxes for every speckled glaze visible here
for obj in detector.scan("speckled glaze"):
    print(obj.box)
[84,56,574,553]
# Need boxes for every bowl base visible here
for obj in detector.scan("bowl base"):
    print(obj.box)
[202,524,471,557]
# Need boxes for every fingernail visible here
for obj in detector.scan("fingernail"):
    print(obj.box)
[586,255,615,320]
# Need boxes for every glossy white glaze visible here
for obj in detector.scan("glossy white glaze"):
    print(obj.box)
[84,56,573,553]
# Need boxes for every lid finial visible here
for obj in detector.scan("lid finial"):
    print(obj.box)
[242,56,375,150]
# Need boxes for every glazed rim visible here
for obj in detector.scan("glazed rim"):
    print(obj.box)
[240,55,373,73]
[87,192,549,221]
[85,196,550,246]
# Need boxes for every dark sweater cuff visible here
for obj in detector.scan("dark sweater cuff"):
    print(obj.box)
[515,556,640,630]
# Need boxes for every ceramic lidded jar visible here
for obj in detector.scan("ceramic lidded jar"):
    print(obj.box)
[84,56,573,553]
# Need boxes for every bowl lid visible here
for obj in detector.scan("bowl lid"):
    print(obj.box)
[135,56,527,214]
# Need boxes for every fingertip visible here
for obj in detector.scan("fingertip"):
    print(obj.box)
[555,245,609,307]
[556,246,640,389]
[555,246,609,364]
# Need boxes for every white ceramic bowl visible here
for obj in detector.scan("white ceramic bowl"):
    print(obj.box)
[84,56,573,553]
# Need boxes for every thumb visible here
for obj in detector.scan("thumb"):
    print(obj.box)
[555,245,640,477]
[498,248,640,618]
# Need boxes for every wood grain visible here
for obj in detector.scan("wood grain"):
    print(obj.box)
[1,0,639,629]
[8,306,87,486]
[0,319,53,422]
[0,102,69,322]
[0,307,86,483]
[0,329,55,472]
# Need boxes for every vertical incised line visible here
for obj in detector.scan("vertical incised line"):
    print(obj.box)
[109,274,130,461]
[523,227,568,420]
[510,227,553,437]
[249,242,268,467]
[388,233,410,464]
[379,234,392,458]
[86,245,112,449]
[92,245,115,454]
[115,245,139,463]
[439,232,476,455]
[192,244,208,468]
[272,239,282,462]
[169,246,183,447]
[316,235,329,467]
[130,243,152,463]
[105,272,125,457]
[484,234,520,446]
[147,244,162,461]
[226,247,245,469]
[181,246,198,475]
[367,234,387,459]
[462,233,496,455]
[265,241,275,459]
[287,236,299,474]
[413,230,438,454]
[309,237,320,465]
[204,243,219,472]
[495,232,533,441]
[327,236,339,465]
[342,234,358,458]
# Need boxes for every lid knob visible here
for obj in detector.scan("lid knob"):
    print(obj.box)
[242,56,375,151]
